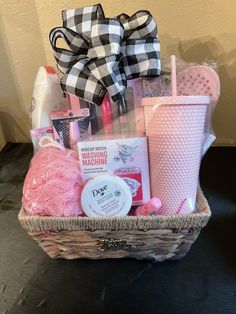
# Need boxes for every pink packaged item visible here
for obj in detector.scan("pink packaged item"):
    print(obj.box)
[30,126,54,151]
[22,142,83,217]
[114,167,143,205]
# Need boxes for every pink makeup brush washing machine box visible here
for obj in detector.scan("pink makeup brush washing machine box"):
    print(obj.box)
[77,134,150,205]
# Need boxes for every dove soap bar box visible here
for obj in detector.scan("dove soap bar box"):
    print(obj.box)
[77,134,150,205]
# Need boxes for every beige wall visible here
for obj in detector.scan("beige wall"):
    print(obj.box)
[1,0,236,149]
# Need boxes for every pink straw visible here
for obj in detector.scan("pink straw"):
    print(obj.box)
[171,55,177,96]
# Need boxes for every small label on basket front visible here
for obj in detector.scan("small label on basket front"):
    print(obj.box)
[97,239,136,251]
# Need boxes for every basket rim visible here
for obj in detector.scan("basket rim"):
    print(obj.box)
[18,189,211,232]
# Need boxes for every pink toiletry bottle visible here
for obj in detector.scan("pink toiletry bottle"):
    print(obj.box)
[101,95,113,134]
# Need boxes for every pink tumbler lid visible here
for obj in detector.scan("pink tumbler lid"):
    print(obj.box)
[142,95,210,106]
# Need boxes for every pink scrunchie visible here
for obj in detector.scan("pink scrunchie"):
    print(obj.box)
[22,146,83,216]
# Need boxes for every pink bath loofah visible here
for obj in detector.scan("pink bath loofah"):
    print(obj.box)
[22,145,84,216]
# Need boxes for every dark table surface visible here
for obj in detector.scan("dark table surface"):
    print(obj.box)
[0,143,236,314]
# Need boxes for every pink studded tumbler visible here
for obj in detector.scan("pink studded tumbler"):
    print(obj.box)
[142,56,210,215]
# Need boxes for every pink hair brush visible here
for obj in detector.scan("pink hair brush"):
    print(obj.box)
[176,65,220,111]
[167,64,220,153]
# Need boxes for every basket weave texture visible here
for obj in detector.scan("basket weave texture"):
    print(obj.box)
[18,189,211,261]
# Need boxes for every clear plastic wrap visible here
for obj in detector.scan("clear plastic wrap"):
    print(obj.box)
[142,57,220,156]
[24,57,220,217]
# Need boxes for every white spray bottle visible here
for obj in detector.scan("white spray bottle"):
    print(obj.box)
[31,66,68,129]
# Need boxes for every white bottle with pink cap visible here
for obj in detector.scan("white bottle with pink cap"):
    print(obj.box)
[31,66,67,129]
[142,56,210,215]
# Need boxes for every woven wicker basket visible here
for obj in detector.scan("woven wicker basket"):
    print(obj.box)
[18,189,211,261]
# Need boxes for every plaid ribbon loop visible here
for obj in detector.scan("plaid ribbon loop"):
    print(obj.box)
[49,4,160,106]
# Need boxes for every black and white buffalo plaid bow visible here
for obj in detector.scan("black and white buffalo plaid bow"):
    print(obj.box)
[49,4,160,108]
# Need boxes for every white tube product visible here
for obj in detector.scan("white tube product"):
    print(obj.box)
[31,66,67,129]
[81,175,132,217]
